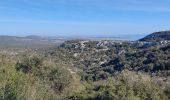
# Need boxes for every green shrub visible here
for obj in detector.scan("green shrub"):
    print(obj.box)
[15,55,43,73]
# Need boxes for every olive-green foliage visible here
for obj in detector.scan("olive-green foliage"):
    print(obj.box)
[15,55,43,73]
[70,71,169,100]
[100,46,170,77]
[0,53,170,100]
[0,53,77,100]
[48,67,73,93]
[56,40,170,82]
[0,40,170,100]
[17,54,76,92]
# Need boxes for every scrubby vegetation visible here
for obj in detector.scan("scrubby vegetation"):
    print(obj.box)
[0,53,82,100]
[0,53,169,100]
[69,70,169,100]
[0,32,170,100]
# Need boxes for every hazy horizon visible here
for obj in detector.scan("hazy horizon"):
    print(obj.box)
[0,33,147,40]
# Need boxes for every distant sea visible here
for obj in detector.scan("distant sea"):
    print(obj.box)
[65,34,147,41]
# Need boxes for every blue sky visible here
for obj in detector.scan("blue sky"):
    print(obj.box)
[0,0,170,37]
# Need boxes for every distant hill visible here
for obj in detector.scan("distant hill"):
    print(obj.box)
[0,35,65,49]
[139,31,170,42]
[24,35,42,40]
